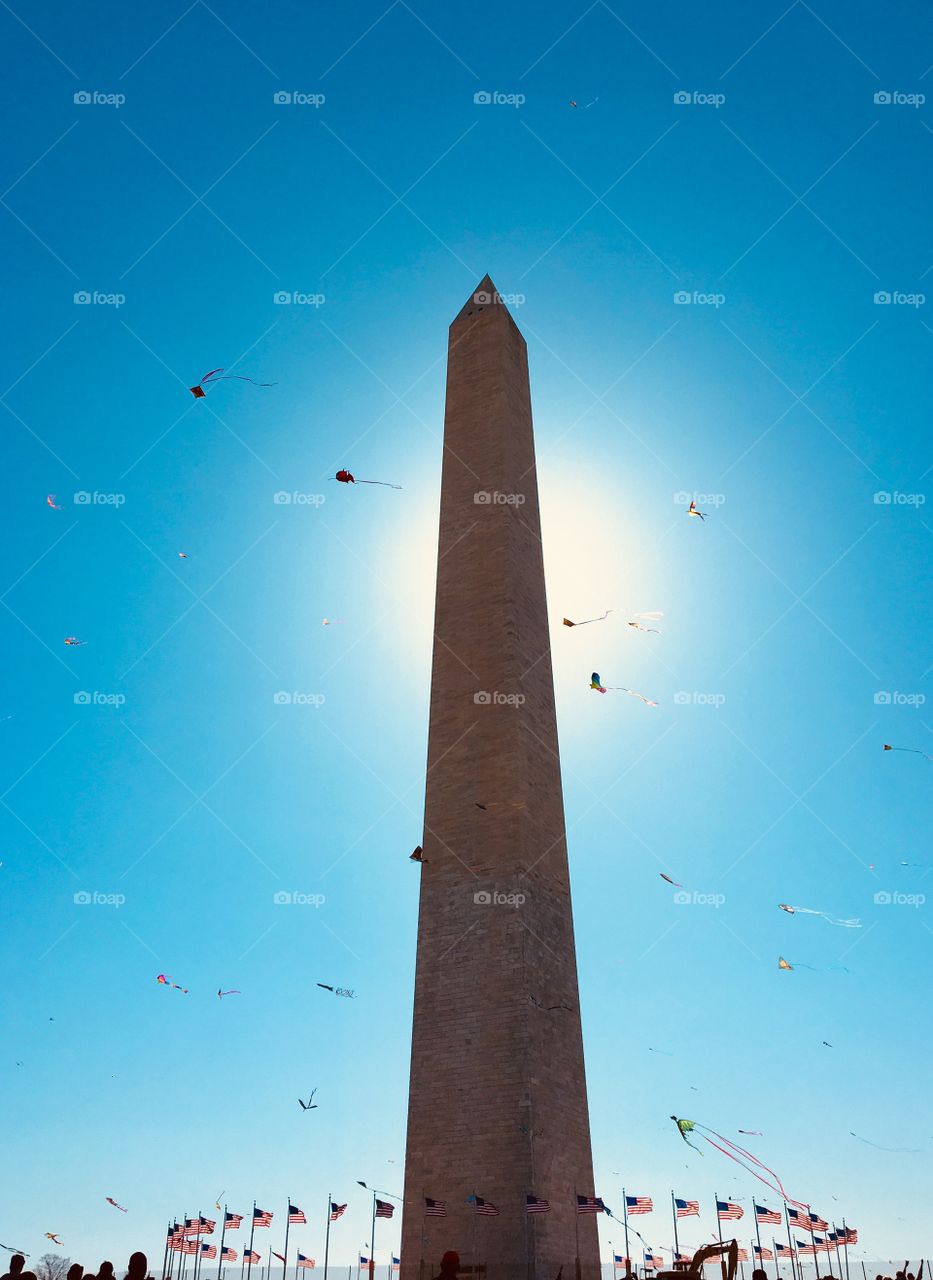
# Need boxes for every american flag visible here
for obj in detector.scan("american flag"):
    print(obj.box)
[168,1240,183,1252]
[841,1227,858,1244]
[755,1204,781,1225]
[181,1242,199,1256]
[424,1198,446,1217]
[471,1196,499,1217]
[225,1212,243,1230]
[613,1255,631,1269]
[375,1199,395,1219]
[200,1217,216,1235]
[625,1195,653,1215]
[392,1259,400,1272]
[244,1251,260,1265]
[288,1205,306,1225]
[787,1209,806,1232]
[330,1203,347,1221]
[577,1195,607,1214]
[183,1219,202,1237]
[359,1258,370,1268]
[253,1208,273,1228]
[222,1248,238,1262]
[525,1195,550,1214]
[297,1257,315,1270]
[796,1240,816,1256]
[675,1198,699,1218]
[200,1245,217,1260]
[643,1252,661,1270]
[675,1252,694,1264]
[717,1201,743,1221]
[807,1211,829,1232]
[736,1250,749,1263]
[775,1244,795,1258]
[754,1246,774,1261]
[272,1253,287,1264]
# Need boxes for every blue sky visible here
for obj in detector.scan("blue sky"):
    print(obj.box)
[1,0,931,1270]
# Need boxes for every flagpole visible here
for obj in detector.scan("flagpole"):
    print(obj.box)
[218,1208,228,1280]
[773,1240,781,1280]
[324,1195,332,1280]
[807,1208,818,1280]
[193,1212,203,1280]
[573,1187,580,1280]
[671,1193,680,1263]
[841,1223,851,1280]
[371,1194,378,1280]
[622,1189,630,1280]
[161,1225,171,1280]
[419,1191,426,1280]
[282,1198,291,1280]
[714,1194,723,1253]
[783,1208,799,1280]
[247,1202,257,1280]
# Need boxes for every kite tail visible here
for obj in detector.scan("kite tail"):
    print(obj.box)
[356,479,402,488]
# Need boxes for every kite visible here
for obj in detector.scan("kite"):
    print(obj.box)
[178,552,188,559]
[628,612,663,633]
[322,618,345,626]
[738,1130,763,1136]
[215,1193,225,1212]
[410,846,426,863]
[649,1047,674,1056]
[778,903,861,928]
[156,973,188,993]
[316,983,355,997]
[105,1198,127,1212]
[316,982,334,991]
[687,500,707,521]
[46,495,62,510]
[217,989,241,998]
[563,610,613,627]
[822,1041,833,1048]
[333,469,401,489]
[189,368,275,398]
[590,674,658,706]
[778,957,848,973]
[883,743,932,762]
[849,1132,922,1153]
[660,873,682,887]
[64,637,86,646]
[45,1236,63,1246]
[570,98,598,109]
[298,1090,318,1110]
[670,1116,807,1207]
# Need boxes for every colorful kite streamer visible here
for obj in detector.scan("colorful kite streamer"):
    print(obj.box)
[64,637,86,646]
[105,1198,127,1212]
[46,495,62,510]
[333,469,401,488]
[563,610,613,627]
[156,973,188,993]
[189,368,275,398]
[627,612,663,634]
[670,1116,807,1207]
[687,500,707,521]
[884,743,932,762]
[590,674,658,706]
[660,873,682,887]
[778,956,848,973]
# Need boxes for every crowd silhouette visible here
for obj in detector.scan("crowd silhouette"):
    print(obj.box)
[1,1253,150,1280]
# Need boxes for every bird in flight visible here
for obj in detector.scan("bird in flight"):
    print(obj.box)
[298,1090,318,1111]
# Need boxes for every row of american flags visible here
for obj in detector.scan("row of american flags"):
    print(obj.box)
[612,1234,859,1272]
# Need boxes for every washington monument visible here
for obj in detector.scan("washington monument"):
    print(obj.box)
[400,279,601,1279]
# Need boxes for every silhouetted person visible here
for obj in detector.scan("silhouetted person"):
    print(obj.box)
[431,1252,460,1280]
[97,1264,114,1280]
[67,1265,84,1280]
[1,1256,33,1280]
[753,1269,768,1280]
[125,1255,148,1280]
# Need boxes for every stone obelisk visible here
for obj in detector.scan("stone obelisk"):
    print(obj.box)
[400,279,600,1280]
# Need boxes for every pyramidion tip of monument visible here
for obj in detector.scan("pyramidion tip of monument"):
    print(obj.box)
[452,273,522,332]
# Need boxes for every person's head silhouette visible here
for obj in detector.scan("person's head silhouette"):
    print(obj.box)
[436,1252,459,1278]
